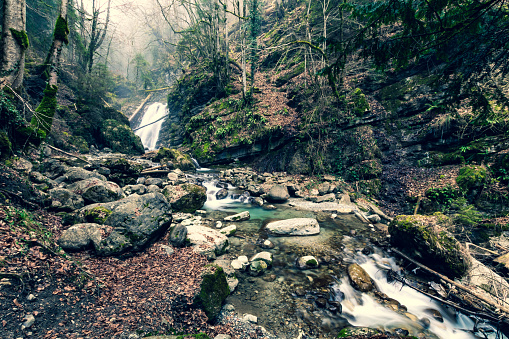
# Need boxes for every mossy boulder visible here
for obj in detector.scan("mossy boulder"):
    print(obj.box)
[163,184,207,213]
[77,193,172,256]
[155,147,195,171]
[389,215,471,278]
[101,119,144,155]
[193,265,230,321]
[456,165,487,193]
[83,206,112,224]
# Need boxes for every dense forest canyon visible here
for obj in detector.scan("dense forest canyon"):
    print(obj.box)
[1,0,509,338]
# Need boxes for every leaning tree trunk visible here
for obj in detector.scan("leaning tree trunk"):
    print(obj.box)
[0,0,27,90]
[31,0,69,137]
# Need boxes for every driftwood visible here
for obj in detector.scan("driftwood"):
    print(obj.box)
[390,272,505,324]
[141,165,166,173]
[392,248,509,315]
[129,93,153,122]
[46,144,91,165]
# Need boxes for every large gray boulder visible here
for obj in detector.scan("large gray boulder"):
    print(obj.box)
[75,193,172,256]
[49,188,84,212]
[266,218,320,236]
[162,184,207,213]
[58,223,102,251]
[70,179,125,204]
[186,226,229,259]
[58,167,107,184]
[265,184,290,203]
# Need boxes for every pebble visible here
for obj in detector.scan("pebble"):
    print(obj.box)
[294,286,306,296]
[160,245,175,256]
[22,314,35,329]
[196,210,207,215]
[262,274,277,282]
[216,221,223,229]
[224,304,235,312]
[243,314,258,324]
[27,294,36,301]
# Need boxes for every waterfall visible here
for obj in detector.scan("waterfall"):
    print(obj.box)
[134,102,168,151]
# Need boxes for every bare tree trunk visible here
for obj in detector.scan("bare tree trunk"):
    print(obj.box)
[86,0,111,73]
[0,0,27,90]
[47,0,69,87]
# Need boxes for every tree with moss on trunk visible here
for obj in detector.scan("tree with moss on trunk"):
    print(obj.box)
[30,0,69,139]
[0,0,28,90]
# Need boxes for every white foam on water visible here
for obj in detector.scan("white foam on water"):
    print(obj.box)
[338,251,505,339]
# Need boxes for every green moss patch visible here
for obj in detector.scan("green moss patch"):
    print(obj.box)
[101,119,144,155]
[456,165,487,192]
[84,206,112,224]
[54,16,70,44]
[31,84,58,136]
[9,29,29,50]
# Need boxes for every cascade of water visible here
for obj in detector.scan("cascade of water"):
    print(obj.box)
[336,249,505,339]
[135,102,168,150]
[191,157,201,169]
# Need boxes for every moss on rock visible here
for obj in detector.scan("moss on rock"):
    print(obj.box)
[193,265,230,321]
[101,119,144,155]
[155,147,195,170]
[456,165,487,192]
[165,184,207,213]
[389,215,470,278]
[84,206,112,224]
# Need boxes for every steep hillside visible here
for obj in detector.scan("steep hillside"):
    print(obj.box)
[159,0,509,217]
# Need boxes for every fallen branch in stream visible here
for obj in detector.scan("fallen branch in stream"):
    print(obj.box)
[141,165,166,173]
[390,271,507,326]
[129,93,153,122]
[391,248,509,315]
[139,170,170,175]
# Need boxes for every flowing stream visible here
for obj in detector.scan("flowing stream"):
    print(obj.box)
[134,102,168,150]
[196,171,508,339]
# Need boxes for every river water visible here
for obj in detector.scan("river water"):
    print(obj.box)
[199,173,507,339]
